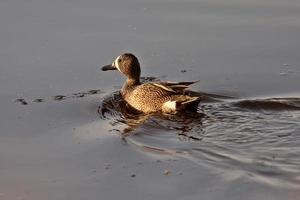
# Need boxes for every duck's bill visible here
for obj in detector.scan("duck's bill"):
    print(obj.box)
[101,64,117,71]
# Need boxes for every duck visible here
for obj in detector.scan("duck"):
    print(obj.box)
[101,53,200,113]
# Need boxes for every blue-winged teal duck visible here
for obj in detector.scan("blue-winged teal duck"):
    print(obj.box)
[102,53,200,113]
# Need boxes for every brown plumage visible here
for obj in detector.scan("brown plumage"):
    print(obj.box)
[102,53,200,113]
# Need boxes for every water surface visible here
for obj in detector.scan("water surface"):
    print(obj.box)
[1,0,300,199]
[100,89,300,188]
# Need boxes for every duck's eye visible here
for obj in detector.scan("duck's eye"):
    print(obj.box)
[118,59,121,63]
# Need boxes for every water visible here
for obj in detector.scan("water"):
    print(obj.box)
[1,0,300,199]
[100,88,300,188]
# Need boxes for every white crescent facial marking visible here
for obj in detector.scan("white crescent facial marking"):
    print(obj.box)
[113,56,121,71]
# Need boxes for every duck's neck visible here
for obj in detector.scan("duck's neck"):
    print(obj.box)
[121,78,140,97]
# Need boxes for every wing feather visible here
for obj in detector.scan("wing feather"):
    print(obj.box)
[151,80,199,93]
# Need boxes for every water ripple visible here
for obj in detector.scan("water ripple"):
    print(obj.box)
[99,91,300,187]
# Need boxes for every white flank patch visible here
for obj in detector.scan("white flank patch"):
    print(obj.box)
[162,100,177,112]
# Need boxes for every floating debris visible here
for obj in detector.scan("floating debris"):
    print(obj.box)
[15,98,28,105]
[163,170,171,175]
[140,76,161,82]
[72,89,103,97]
[130,174,136,178]
[53,95,67,101]
[33,98,44,103]
[104,163,111,170]
[87,89,102,94]
[73,92,85,98]
[180,69,187,73]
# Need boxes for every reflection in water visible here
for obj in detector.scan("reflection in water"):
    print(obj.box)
[99,90,300,188]
[99,91,206,138]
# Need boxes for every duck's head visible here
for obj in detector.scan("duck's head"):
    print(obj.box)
[102,53,141,80]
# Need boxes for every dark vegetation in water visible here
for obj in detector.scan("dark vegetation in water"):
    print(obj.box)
[15,89,103,105]
[14,77,161,105]
[15,98,28,105]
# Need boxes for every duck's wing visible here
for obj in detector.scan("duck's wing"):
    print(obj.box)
[151,80,199,93]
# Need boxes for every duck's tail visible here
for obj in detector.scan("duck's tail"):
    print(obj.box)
[177,95,201,112]
[162,95,201,113]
